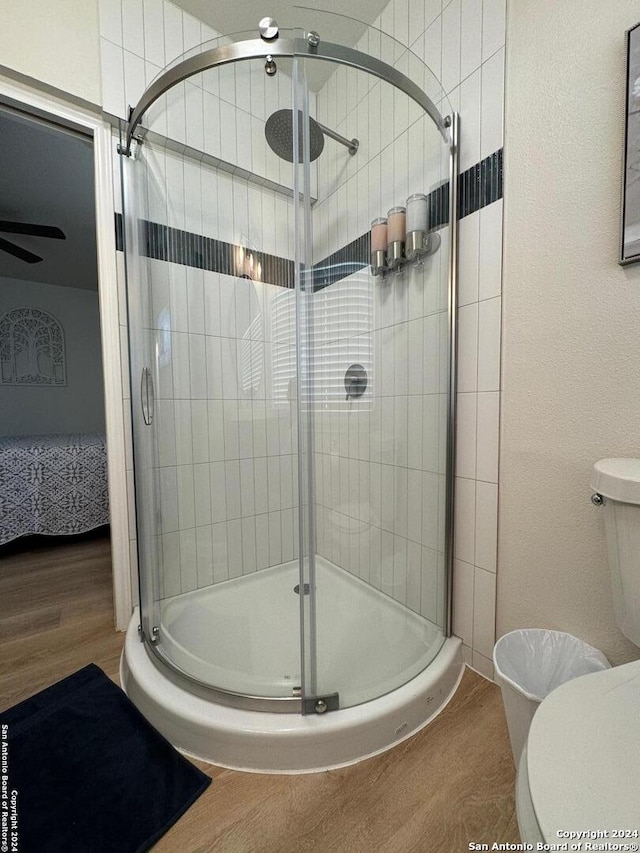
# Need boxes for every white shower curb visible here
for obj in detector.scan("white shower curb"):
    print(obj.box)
[121,610,463,774]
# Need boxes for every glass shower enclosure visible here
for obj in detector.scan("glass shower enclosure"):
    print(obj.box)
[121,19,458,715]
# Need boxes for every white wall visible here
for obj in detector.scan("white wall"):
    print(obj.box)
[0,1,101,105]
[0,278,106,435]
[499,0,640,665]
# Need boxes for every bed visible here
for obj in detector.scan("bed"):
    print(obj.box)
[0,433,109,546]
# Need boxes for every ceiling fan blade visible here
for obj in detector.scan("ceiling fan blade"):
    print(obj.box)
[0,221,66,240]
[0,237,43,264]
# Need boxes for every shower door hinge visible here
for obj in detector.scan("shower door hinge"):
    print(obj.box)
[117,135,144,158]
[137,624,159,644]
[302,693,340,715]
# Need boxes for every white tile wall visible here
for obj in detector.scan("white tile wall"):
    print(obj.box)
[110,37,299,600]
[122,136,305,599]
[433,0,505,678]
[98,0,321,198]
[482,0,506,61]
[441,0,461,95]
[311,30,450,625]
[478,199,503,300]
[312,0,505,676]
[458,209,479,305]
[480,47,505,161]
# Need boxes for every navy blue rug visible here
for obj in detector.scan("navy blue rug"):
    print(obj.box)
[0,664,211,853]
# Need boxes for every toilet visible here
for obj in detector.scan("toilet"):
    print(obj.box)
[516,459,640,843]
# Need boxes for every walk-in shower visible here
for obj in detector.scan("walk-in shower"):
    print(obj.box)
[119,14,462,772]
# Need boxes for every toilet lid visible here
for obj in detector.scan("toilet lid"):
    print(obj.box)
[527,659,640,840]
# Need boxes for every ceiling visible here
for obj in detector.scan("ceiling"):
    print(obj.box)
[172,0,390,89]
[0,108,98,291]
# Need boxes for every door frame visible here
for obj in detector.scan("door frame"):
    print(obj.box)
[0,74,132,630]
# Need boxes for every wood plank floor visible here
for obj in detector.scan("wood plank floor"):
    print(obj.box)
[0,531,123,711]
[0,536,520,852]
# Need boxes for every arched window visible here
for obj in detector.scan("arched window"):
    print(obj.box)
[0,307,66,386]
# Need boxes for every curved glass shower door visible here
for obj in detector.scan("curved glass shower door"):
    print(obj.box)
[123,37,319,706]
[295,30,454,709]
[122,19,455,713]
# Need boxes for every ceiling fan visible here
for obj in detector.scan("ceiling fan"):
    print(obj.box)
[0,220,66,264]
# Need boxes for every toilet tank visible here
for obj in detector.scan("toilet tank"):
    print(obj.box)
[592,459,640,647]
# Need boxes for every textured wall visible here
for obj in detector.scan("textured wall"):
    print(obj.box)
[0,0,101,104]
[499,0,640,664]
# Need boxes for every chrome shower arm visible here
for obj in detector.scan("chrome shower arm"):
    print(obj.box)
[315,121,359,156]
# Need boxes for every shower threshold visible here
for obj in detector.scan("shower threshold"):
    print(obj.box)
[121,558,463,773]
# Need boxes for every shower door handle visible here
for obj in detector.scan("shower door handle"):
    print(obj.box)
[141,367,154,426]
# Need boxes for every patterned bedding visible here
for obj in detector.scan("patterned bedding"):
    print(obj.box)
[0,433,109,545]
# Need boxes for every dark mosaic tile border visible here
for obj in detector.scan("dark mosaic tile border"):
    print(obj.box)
[115,148,503,291]
[139,221,296,287]
[115,212,123,252]
[458,149,503,219]
[312,148,503,290]
[313,233,371,289]
[115,212,295,288]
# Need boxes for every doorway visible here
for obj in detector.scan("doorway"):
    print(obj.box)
[0,79,130,647]
[0,106,115,648]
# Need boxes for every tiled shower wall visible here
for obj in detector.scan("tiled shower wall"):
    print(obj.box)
[448,0,504,681]
[101,0,311,599]
[312,0,505,678]
[412,0,505,679]
[99,0,318,196]
[310,6,451,631]
[121,144,310,598]
[313,264,449,630]
[99,0,505,678]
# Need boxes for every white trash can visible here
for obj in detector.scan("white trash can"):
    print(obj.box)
[493,629,610,765]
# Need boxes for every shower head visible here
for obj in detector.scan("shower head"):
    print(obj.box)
[264,109,325,162]
[264,109,359,163]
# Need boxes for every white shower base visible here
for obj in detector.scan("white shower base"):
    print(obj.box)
[121,558,463,773]
[159,557,444,707]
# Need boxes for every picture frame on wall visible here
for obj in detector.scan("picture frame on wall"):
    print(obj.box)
[621,22,640,265]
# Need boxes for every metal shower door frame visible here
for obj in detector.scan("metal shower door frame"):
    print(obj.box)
[120,28,460,712]
[444,112,460,639]
[291,57,321,712]
[122,35,449,155]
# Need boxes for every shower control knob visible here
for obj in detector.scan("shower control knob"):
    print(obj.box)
[315,699,328,714]
[345,364,367,400]
[259,17,279,41]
